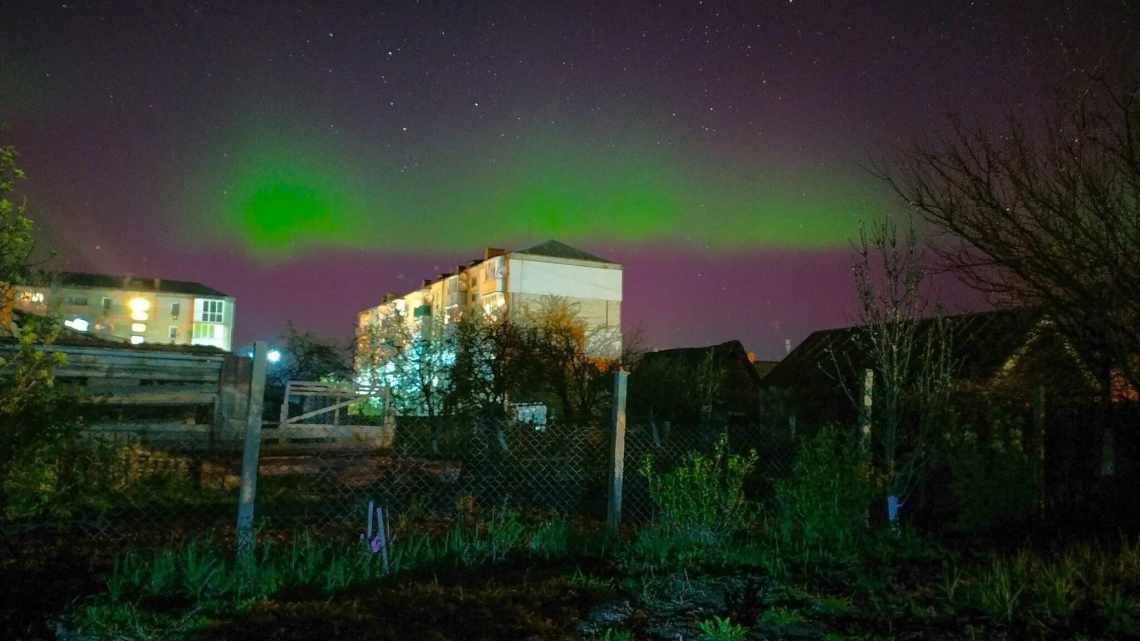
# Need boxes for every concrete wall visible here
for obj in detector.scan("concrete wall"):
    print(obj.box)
[506,255,622,302]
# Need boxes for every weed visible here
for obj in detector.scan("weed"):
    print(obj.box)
[1036,558,1079,621]
[485,508,527,562]
[773,424,877,556]
[813,594,853,617]
[528,517,570,560]
[144,549,177,596]
[1101,588,1139,635]
[974,554,1028,624]
[595,628,634,641]
[567,567,615,591]
[698,615,748,641]
[940,561,962,606]
[758,606,806,626]
[640,433,757,546]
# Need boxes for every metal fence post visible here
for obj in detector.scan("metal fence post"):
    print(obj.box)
[236,341,269,561]
[607,369,628,534]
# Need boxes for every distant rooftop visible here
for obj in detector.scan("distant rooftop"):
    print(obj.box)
[516,240,617,264]
[36,271,230,298]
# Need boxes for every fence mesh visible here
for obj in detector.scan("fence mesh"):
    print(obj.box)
[1,411,799,548]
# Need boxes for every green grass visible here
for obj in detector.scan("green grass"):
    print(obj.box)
[64,465,1140,641]
[72,510,587,640]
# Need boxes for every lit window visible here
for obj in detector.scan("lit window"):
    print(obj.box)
[197,299,224,323]
[131,322,147,333]
[128,297,150,321]
[64,318,89,332]
[19,290,44,304]
[170,302,180,318]
[130,336,144,345]
[192,323,216,339]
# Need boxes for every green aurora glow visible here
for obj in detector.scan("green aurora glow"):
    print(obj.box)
[192,127,882,259]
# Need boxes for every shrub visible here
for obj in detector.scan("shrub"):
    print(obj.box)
[773,424,877,554]
[3,437,218,522]
[639,432,757,546]
[945,416,1039,533]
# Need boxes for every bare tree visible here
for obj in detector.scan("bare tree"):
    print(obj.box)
[842,215,956,525]
[883,61,1140,475]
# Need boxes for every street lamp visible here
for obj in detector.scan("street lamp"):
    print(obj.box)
[267,349,282,364]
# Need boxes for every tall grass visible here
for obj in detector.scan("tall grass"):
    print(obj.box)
[964,537,1140,629]
[74,510,584,639]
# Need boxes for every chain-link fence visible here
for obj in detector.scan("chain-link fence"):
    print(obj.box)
[1,418,799,552]
[1,429,244,545]
[252,416,610,531]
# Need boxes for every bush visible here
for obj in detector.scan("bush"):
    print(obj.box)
[639,433,757,546]
[3,437,220,522]
[773,424,877,554]
[945,417,1039,533]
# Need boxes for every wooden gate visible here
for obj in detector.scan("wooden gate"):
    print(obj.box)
[269,380,394,448]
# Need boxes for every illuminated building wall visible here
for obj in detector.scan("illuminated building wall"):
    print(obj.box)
[12,272,236,351]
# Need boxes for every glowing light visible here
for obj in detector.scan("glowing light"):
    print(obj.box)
[64,318,89,332]
[130,336,144,345]
[131,322,147,332]
[129,297,151,321]
[267,349,282,363]
[187,126,881,259]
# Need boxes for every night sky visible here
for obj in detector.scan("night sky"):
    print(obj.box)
[1,1,1128,357]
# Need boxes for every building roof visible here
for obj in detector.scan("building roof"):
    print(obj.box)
[641,340,762,386]
[516,240,617,264]
[760,307,1046,389]
[753,360,780,378]
[34,271,230,297]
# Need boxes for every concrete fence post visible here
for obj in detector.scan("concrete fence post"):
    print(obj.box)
[1033,384,1047,516]
[236,341,269,562]
[860,368,875,526]
[860,368,874,443]
[606,369,629,534]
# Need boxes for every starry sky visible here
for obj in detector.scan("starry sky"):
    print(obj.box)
[1,1,1131,357]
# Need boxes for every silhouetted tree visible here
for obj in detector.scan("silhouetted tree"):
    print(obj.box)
[883,57,1140,476]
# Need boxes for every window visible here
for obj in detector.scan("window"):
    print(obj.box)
[168,326,178,340]
[130,335,144,345]
[170,302,180,318]
[19,290,44,304]
[101,297,112,313]
[64,318,89,332]
[192,323,215,339]
[197,299,224,323]
[65,296,88,306]
[130,322,147,333]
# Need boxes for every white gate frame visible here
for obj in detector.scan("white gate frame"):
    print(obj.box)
[272,380,393,445]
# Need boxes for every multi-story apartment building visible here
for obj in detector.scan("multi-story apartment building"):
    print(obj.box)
[356,240,623,364]
[11,272,236,351]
